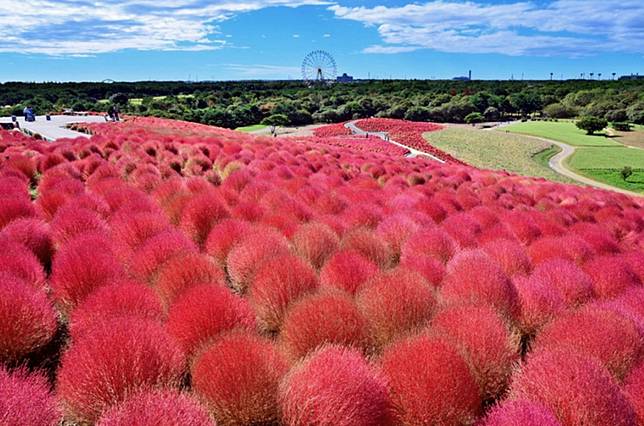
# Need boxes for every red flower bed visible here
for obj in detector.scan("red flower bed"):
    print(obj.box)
[0,115,643,425]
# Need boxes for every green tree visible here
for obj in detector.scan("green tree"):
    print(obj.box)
[576,116,608,135]
[621,166,633,181]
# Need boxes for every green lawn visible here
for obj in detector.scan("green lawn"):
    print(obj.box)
[575,169,644,193]
[505,121,620,147]
[424,127,572,183]
[568,146,644,169]
[236,124,268,133]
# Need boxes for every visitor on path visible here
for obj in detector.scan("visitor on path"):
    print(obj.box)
[23,106,36,122]
[113,105,120,122]
[107,105,120,122]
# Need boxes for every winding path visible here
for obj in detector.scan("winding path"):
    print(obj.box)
[345,121,446,163]
[492,130,643,197]
[0,115,106,141]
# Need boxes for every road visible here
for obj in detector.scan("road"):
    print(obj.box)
[492,131,643,198]
[345,121,446,163]
[0,115,107,141]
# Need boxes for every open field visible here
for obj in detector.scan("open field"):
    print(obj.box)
[505,121,620,147]
[235,124,268,133]
[424,127,572,183]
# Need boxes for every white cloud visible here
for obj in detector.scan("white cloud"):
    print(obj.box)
[0,0,332,55]
[323,33,331,38]
[330,0,644,56]
[293,34,301,38]
[223,63,301,78]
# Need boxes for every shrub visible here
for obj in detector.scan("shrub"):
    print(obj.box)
[0,236,46,289]
[68,282,164,340]
[0,196,35,229]
[431,304,519,400]
[399,254,446,287]
[441,212,482,248]
[280,345,392,426]
[529,259,594,308]
[401,227,456,264]
[292,222,339,269]
[179,190,230,247]
[248,254,319,333]
[341,228,394,269]
[0,366,60,426]
[226,228,291,293]
[56,318,185,424]
[0,273,57,364]
[582,254,641,299]
[192,332,287,425]
[374,215,420,261]
[51,205,110,247]
[51,232,125,313]
[531,306,643,381]
[441,250,518,320]
[624,361,644,425]
[154,252,225,307]
[527,235,593,266]
[1,218,54,268]
[482,239,532,276]
[621,166,633,181]
[357,267,436,350]
[204,218,253,267]
[380,333,481,425]
[128,229,197,283]
[109,211,171,257]
[97,389,212,426]
[513,275,566,336]
[481,400,561,426]
[509,349,636,426]
[319,249,379,295]
[167,284,256,360]
[576,116,608,135]
[280,290,369,359]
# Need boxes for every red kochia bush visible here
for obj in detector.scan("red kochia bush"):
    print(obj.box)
[68,282,164,340]
[481,400,561,426]
[531,306,643,381]
[192,332,288,425]
[341,228,394,269]
[128,229,197,283]
[624,361,644,425]
[529,259,594,308]
[226,228,291,293]
[441,212,482,248]
[154,252,225,307]
[401,227,456,264]
[51,232,125,313]
[280,345,392,426]
[482,239,532,277]
[1,218,53,267]
[248,254,319,333]
[582,254,641,299]
[527,235,593,266]
[180,190,230,247]
[56,318,185,424]
[513,275,565,336]
[0,196,35,229]
[0,237,46,289]
[109,211,171,258]
[509,349,637,426]
[400,254,446,287]
[204,218,253,266]
[441,250,518,320]
[319,249,379,295]
[97,389,212,426]
[50,205,110,247]
[380,334,481,425]
[167,284,256,360]
[0,273,57,364]
[357,268,436,350]
[280,290,369,359]
[0,366,60,426]
[431,304,519,400]
[292,222,339,269]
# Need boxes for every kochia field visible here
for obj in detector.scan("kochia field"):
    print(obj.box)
[0,117,643,425]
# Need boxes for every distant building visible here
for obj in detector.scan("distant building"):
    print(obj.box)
[336,73,354,83]
[452,70,472,81]
[619,74,644,81]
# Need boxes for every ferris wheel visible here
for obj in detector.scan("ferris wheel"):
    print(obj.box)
[302,50,337,85]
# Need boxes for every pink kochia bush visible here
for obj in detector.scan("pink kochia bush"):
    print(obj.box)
[319,249,379,295]
[0,273,57,364]
[624,361,644,425]
[1,218,54,267]
[192,332,287,425]
[582,254,641,299]
[525,259,594,308]
[292,222,339,269]
[0,366,61,426]
[279,345,392,426]
[167,284,256,360]
[97,390,213,426]
[248,254,319,333]
[380,333,481,425]
[357,267,436,350]
[56,318,185,424]
[481,400,561,426]
[280,290,370,359]
[509,349,637,426]
[431,304,519,400]
[179,189,230,247]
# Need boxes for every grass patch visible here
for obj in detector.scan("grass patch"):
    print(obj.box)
[575,168,644,193]
[129,98,143,106]
[236,124,268,133]
[424,127,572,183]
[567,146,644,170]
[505,121,620,147]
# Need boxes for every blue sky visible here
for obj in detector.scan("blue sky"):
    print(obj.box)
[0,0,642,82]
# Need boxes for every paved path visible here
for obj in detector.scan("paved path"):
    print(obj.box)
[492,130,643,197]
[0,115,107,141]
[345,121,446,163]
